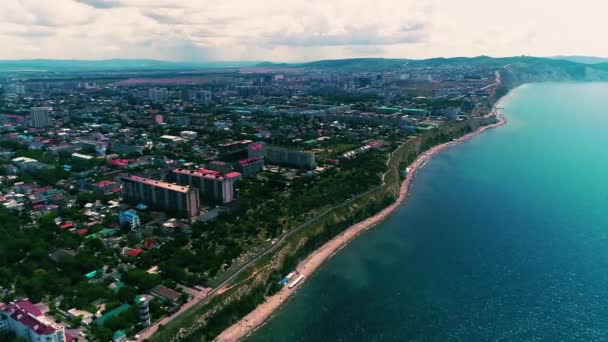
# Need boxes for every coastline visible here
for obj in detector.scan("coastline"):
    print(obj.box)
[216,110,507,342]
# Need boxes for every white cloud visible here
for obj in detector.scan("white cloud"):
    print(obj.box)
[0,0,607,61]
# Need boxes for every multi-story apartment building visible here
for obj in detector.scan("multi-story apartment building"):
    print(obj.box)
[263,146,316,169]
[121,175,200,218]
[173,169,241,205]
[0,300,66,342]
[148,88,168,103]
[236,157,264,178]
[29,107,51,128]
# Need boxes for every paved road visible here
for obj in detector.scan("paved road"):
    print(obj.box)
[135,184,383,341]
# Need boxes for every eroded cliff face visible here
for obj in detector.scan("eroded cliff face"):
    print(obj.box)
[502,62,608,87]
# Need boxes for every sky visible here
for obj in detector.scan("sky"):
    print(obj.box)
[1,0,607,62]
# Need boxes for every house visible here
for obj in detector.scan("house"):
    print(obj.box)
[94,180,121,195]
[150,285,181,303]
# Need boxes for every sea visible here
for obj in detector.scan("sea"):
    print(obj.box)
[248,83,608,341]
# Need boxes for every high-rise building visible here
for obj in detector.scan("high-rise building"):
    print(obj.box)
[184,90,212,104]
[247,142,264,158]
[208,161,233,175]
[173,169,241,205]
[29,107,51,128]
[236,157,264,178]
[121,175,200,218]
[149,88,168,103]
[5,84,25,95]
[194,90,212,104]
[0,300,66,342]
[263,146,316,169]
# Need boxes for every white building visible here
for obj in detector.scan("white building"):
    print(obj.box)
[180,131,198,140]
[0,300,66,342]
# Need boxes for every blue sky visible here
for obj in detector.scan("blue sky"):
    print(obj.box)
[1,0,606,61]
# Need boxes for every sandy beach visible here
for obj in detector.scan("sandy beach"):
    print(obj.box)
[216,112,506,342]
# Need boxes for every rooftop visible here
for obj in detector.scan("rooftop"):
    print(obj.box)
[123,175,190,193]
[150,285,181,302]
[1,301,62,335]
[173,168,230,181]
[238,156,263,165]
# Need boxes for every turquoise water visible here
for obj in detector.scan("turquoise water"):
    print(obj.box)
[248,83,608,341]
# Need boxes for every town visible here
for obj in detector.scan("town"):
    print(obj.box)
[0,58,502,341]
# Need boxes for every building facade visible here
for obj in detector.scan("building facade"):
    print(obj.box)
[148,88,168,103]
[247,142,264,158]
[0,300,66,342]
[29,107,51,128]
[208,161,233,175]
[173,169,240,205]
[121,175,200,218]
[236,157,264,177]
[263,146,316,169]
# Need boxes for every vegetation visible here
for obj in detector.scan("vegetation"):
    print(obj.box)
[148,114,499,342]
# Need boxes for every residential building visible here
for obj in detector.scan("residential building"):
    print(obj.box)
[236,157,264,177]
[247,142,264,158]
[263,146,316,169]
[180,131,198,140]
[148,88,168,103]
[5,84,25,95]
[29,107,51,128]
[94,180,121,195]
[121,175,200,218]
[192,90,212,104]
[208,161,232,174]
[218,140,252,154]
[0,300,66,342]
[173,168,240,205]
[149,285,181,303]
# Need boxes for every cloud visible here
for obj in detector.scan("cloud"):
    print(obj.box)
[263,23,429,47]
[0,0,606,62]
[73,0,123,9]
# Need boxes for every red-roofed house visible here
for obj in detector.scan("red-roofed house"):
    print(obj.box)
[94,180,121,195]
[75,229,89,236]
[59,222,74,230]
[143,240,158,249]
[127,248,144,257]
[109,159,131,167]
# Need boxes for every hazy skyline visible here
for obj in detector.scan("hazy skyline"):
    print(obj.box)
[1,0,607,62]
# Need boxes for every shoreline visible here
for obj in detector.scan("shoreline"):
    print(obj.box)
[216,111,507,342]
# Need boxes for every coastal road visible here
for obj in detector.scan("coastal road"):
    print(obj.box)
[135,184,384,341]
[136,102,505,341]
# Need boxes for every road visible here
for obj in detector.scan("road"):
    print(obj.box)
[136,86,506,340]
[135,184,383,341]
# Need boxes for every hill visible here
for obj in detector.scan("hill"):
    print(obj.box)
[0,59,257,72]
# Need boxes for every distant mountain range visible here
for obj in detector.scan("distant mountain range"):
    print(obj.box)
[257,56,608,84]
[0,59,258,72]
[3,56,608,85]
[549,56,608,64]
